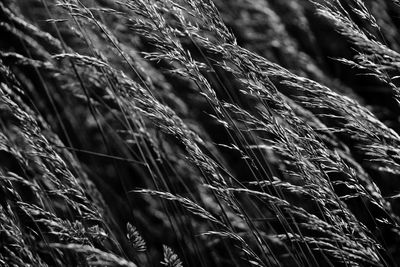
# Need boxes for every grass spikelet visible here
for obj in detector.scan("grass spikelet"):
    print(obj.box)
[126,222,146,253]
[161,245,183,267]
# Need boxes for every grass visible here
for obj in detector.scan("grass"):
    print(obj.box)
[1,0,400,266]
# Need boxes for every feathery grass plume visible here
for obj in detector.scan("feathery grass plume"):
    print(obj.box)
[0,204,47,266]
[0,79,103,224]
[133,189,222,226]
[312,0,400,104]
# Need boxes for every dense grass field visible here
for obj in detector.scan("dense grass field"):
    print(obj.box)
[2,0,400,266]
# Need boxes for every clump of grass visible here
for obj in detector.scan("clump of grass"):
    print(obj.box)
[2,0,400,266]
